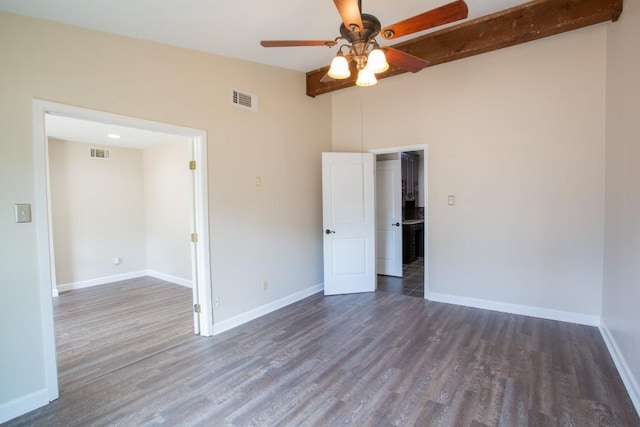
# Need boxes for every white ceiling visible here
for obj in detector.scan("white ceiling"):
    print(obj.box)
[0,0,525,72]
[46,115,191,150]
[7,1,526,144]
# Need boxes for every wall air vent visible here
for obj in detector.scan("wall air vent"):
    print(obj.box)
[90,148,111,159]
[232,89,258,112]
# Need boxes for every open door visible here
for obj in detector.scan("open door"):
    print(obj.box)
[322,152,376,295]
[376,159,403,277]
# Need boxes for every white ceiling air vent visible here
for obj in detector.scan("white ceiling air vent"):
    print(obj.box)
[90,147,111,159]
[232,89,258,112]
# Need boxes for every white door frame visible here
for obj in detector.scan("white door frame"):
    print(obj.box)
[370,144,429,297]
[32,100,214,402]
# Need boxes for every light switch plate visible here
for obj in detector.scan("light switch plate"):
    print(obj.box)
[448,195,456,206]
[15,204,32,223]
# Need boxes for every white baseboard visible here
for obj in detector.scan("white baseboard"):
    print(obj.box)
[56,270,192,292]
[213,284,324,335]
[427,292,600,326]
[147,270,192,288]
[0,388,49,424]
[599,323,640,416]
[57,270,147,292]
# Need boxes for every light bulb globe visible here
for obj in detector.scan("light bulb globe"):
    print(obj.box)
[356,68,377,87]
[328,55,351,79]
[367,48,389,74]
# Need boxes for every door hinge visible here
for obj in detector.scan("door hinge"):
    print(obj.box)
[189,160,196,171]
[193,303,201,313]
[191,233,198,243]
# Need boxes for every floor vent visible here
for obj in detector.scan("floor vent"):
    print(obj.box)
[232,89,258,112]
[90,147,111,159]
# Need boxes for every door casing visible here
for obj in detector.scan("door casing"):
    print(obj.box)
[32,100,213,403]
[370,144,429,297]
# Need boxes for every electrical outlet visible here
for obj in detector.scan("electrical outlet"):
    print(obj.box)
[255,176,261,187]
[213,295,220,308]
[262,280,268,291]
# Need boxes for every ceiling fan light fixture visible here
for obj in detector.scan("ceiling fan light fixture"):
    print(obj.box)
[328,54,351,79]
[366,48,389,74]
[356,68,377,87]
[260,0,470,89]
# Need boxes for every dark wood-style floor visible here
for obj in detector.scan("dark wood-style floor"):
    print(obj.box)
[378,258,425,298]
[6,278,639,426]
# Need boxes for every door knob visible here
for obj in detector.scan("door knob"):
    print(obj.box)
[392,222,400,226]
[325,229,335,234]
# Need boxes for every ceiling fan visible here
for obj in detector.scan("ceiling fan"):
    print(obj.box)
[261,0,468,87]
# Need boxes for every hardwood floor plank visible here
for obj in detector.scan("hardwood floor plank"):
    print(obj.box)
[498,378,530,426]
[474,382,507,426]
[5,282,639,427]
[550,371,580,426]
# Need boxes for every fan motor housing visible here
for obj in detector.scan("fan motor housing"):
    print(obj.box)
[339,13,381,43]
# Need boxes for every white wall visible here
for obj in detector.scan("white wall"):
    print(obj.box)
[0,11,330,418]
[332,25,607,319]
[49,139,147,285]
[602,0,640,410]
[143,140,191,282]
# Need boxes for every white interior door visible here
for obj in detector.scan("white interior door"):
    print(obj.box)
[376,159,403,277]
[322,152,375,295]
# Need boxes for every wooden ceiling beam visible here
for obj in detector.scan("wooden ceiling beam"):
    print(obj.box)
[305,0,622,97]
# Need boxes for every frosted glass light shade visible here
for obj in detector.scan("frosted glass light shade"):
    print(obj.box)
[328,55,351,79]
[367,48,389,74]
[356,68,377,87]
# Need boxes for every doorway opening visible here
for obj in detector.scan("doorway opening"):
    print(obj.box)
[371,145,428,298]
[32,100,212,402]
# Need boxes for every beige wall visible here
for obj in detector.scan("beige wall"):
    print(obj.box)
[143,140,191,282]
[332,25,607,317]
[49,139,147,285]
[3,4,637,420]
[0,11,330,411]
[603,0,640,407]
[48,138,193,288]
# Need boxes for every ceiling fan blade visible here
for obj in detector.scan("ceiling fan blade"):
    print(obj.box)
[383,47,430,73]
[260,40,337,47]
[333,0,363,32]
[380,0,468,40]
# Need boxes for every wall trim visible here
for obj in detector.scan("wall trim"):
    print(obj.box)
[147,270,192,288]
[599,323,640,416]
[213,284,324,335]
[427,292,600,326]
[56,271,148,292]
[56,270,194,292]
[369,144,429,297]
[0,388,49,424]
[32,100,213,410]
